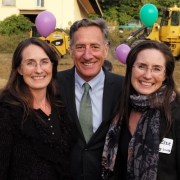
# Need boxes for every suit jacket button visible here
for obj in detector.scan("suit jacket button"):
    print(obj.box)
[84,149,88,153]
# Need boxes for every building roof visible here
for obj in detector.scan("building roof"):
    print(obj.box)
[78,0,103,16]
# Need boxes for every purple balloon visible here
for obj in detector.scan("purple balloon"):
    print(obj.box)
[115,44,131,64]
[35,11,56,38]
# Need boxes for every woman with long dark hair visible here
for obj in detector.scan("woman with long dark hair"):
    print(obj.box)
[0,38,77,180]
[102,40,180,180]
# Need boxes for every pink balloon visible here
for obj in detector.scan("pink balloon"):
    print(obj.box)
[35,11,56,38]
[115,44,131,64]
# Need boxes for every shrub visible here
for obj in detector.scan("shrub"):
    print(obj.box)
[0,14,33,35]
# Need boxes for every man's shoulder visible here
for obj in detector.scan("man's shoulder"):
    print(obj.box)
[57,67,74,80]
[110,72,124,79]
[57,68,73,75]
[105,71,124,82]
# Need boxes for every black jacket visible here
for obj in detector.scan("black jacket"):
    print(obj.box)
[57,67,124,180]
[113,100,180,180]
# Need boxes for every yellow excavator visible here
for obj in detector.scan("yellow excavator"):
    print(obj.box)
[122,5,180,57]
[30,26,69,59]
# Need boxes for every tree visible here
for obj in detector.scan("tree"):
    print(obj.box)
[97,0,180,25]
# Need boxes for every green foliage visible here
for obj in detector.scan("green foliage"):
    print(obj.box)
[88,14,99,19]
[157,0,176,7]
[98,0,180,25]
[103,6,119,22]
[118,12,133,25]
[0,14,33,35]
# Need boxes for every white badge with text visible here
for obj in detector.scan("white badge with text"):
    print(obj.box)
[159,138,173,154]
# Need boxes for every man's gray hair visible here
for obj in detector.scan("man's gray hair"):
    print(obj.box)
[69,18,109,45]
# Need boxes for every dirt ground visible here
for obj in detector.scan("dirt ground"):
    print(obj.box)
[0,52,180,91]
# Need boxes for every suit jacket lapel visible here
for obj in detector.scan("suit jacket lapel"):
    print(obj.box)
[102,70,117,123]
[63,67,85,140]
[89,69,118,142]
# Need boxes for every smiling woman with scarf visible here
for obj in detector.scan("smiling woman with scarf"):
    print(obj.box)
[102,40,180,180]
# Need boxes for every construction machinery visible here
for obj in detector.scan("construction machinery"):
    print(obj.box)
[30,26,70,58]
[122,5,180,57]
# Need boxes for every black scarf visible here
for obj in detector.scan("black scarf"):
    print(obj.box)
[102,87,175,180]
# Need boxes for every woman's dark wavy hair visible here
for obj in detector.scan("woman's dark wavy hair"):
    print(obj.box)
[116,40,180,136]
[0,37,62,121]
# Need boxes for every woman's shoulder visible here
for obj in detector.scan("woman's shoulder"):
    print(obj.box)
[170,98,180,124]
[0,92,23,119]
[0,93,17,127]
[0,91,18,103]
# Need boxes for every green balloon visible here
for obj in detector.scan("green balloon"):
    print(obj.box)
[140,4,158,27]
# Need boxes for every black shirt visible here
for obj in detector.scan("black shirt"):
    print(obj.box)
[36,107,61,139]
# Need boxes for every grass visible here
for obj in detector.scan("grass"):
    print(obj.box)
[0,31,30,53]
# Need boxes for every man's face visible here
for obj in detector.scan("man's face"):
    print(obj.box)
[70,26,109,81]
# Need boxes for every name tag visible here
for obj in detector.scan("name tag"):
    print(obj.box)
[159,138,173,154]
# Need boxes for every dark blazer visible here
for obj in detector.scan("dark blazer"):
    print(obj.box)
[57,67,124,180]
[113,100,180,180]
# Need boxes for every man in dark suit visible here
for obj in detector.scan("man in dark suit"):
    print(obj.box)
[57,18,124,180]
